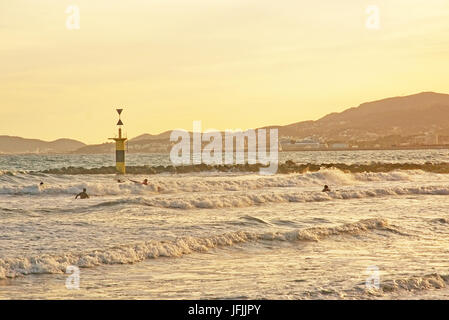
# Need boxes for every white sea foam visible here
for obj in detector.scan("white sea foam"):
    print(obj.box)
[375,273,449,294]
[0,169,443,196]
[0,218,398,279]
[3,184,449,214]
[129,185,449,210]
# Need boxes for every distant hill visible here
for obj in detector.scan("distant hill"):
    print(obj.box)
[275,92,449,141]
[72,142,115,154]
[3,91,449,154]
[129,131,172,142]
[72,91,449,153]
[0,136,85,154]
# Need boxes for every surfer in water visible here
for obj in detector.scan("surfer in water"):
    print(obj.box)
[129,178,148,185]
[128,178,162,192]
[322,185,331,192]
[75,188,90,199]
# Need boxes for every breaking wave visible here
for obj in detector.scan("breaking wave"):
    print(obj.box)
[0,170,31,176]
[2,184,449,214]
[87,185,449,210]
[0,168,443,196]
[365,273,449,294]
[0,218,400,279]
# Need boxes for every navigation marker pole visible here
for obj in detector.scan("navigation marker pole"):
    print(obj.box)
[109,108,127,174]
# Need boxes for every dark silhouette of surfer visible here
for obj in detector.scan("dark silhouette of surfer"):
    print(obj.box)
[75,188,90,199]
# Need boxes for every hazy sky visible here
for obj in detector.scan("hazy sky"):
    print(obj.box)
[1,0,448,143]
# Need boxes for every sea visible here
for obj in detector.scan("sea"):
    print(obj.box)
[1,150,449,299]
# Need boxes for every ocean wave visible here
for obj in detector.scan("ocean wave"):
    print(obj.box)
[0,170,30,176]
[115,185,449,210]
[431,217,449,224]
[0,182,156,196]
[366,273,449,294]
[3,184,447,213]
[0,218,400,279]
[240,215,273,225]
[0,168,441,196]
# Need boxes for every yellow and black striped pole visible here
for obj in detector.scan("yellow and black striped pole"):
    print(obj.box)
[109,109,127,174]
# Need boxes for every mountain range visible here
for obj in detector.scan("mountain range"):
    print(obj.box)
[1,91,449,154]
[270,91,449,141]
[0,136,85,154]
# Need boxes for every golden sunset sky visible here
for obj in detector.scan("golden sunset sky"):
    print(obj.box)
[1,0,448,144]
